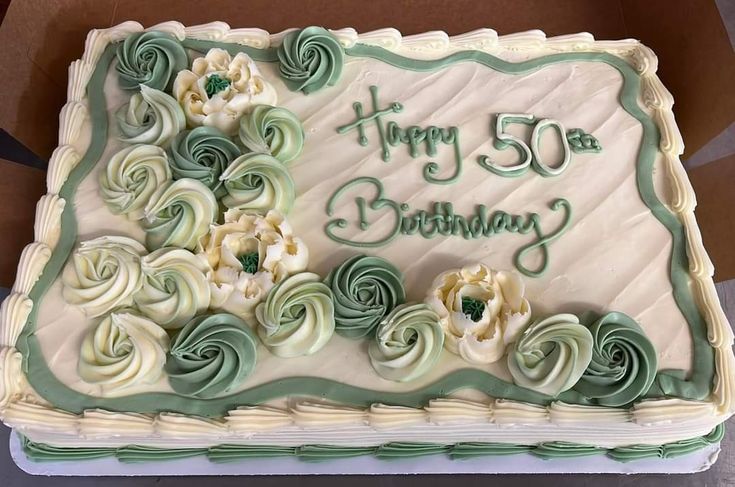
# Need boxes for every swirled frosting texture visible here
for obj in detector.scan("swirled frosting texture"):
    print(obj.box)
[507,313,593,397]
[426,264,531,364]
[166,313,257,398]
[79,312,169,391]
[173,48,277,135]
[168,126,241,198]
[325,254,406,339]
[277,27,345,94]
[116,85,185,147]
[220,152,295,214]
[199,210,309,320]
[238,105,305,163]
[368,303,444,382]
[99,144,172,220]
[116,31,187,91]
[573,312,658,406]
[255,272,335,357]
[133,248,212,329]
[143,179,217,251]
[62,236,146,317]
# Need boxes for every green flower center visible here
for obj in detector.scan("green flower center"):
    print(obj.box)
[237,252,260,274]
[205,74,231,97]
[461,297,486,322]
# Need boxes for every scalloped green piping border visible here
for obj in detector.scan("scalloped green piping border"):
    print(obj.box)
[20,423,724,463]
[13,38,713,417]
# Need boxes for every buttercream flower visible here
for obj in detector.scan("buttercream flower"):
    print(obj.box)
[99,144,172,220]
[79,311,169,392]
[116,85,186,147]
[368,303,444,382]
[239,105,305,164]
[133,247,212,329]
[62,236,146,317]
[426,264,531,364]
[277,27,345,94]
[116,31,188,92]
[166,313,258,398]
[507,313,593,397]
[198,209,309,320]
[173,48,277,136]
[255,272,335,358]
[572,312,657,406]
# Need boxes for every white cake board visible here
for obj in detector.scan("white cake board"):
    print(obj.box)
[10,432,720,476]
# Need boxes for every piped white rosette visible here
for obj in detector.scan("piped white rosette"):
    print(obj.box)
[78,311,169,392]
[173,48,277,136]
[61,236,146,318]
[116,85,186,147]
[426,263,531,364]
[133,248,212,329]
[198,209,309,321]
[99,144,172,220]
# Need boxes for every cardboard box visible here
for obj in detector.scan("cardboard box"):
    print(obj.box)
[0,0,733,285]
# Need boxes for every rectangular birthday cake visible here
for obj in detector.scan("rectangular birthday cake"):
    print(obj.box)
[0,21,733,468]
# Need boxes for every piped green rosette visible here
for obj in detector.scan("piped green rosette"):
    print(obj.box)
[219,152,295,214]
[369,303,444,382]
[324,254,406,339]
[507,313,593,397]
[99,144,172,220]
[116,31,188,91]
[239,105,305,163]
[168,126,241,198]
[116,85,185,147]
[255,272,335,358]
[277,27,345,94]
[572,312,657,406]
[166,314,258,399]
[142,178,217,251]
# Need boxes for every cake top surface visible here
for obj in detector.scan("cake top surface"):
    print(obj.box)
[0,23,732,453]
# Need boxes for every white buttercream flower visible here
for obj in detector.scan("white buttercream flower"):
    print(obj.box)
[198,209,309,321]
[426,264,531,364]
[173,48,277,136]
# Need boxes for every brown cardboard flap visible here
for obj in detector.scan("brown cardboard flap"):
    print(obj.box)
[688,154,735,283]
[0,159,46,287]
[0,0,114,159]
[621,0,735,158]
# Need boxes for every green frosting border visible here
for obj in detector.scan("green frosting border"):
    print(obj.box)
[20,423,724,464]
[13,37,713,417]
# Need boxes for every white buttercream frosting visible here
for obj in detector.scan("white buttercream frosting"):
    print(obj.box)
[200,209,308,321]
[173,48,277,135]
[427,264,531,364]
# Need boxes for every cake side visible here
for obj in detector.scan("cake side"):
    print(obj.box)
[0,21,733,457]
